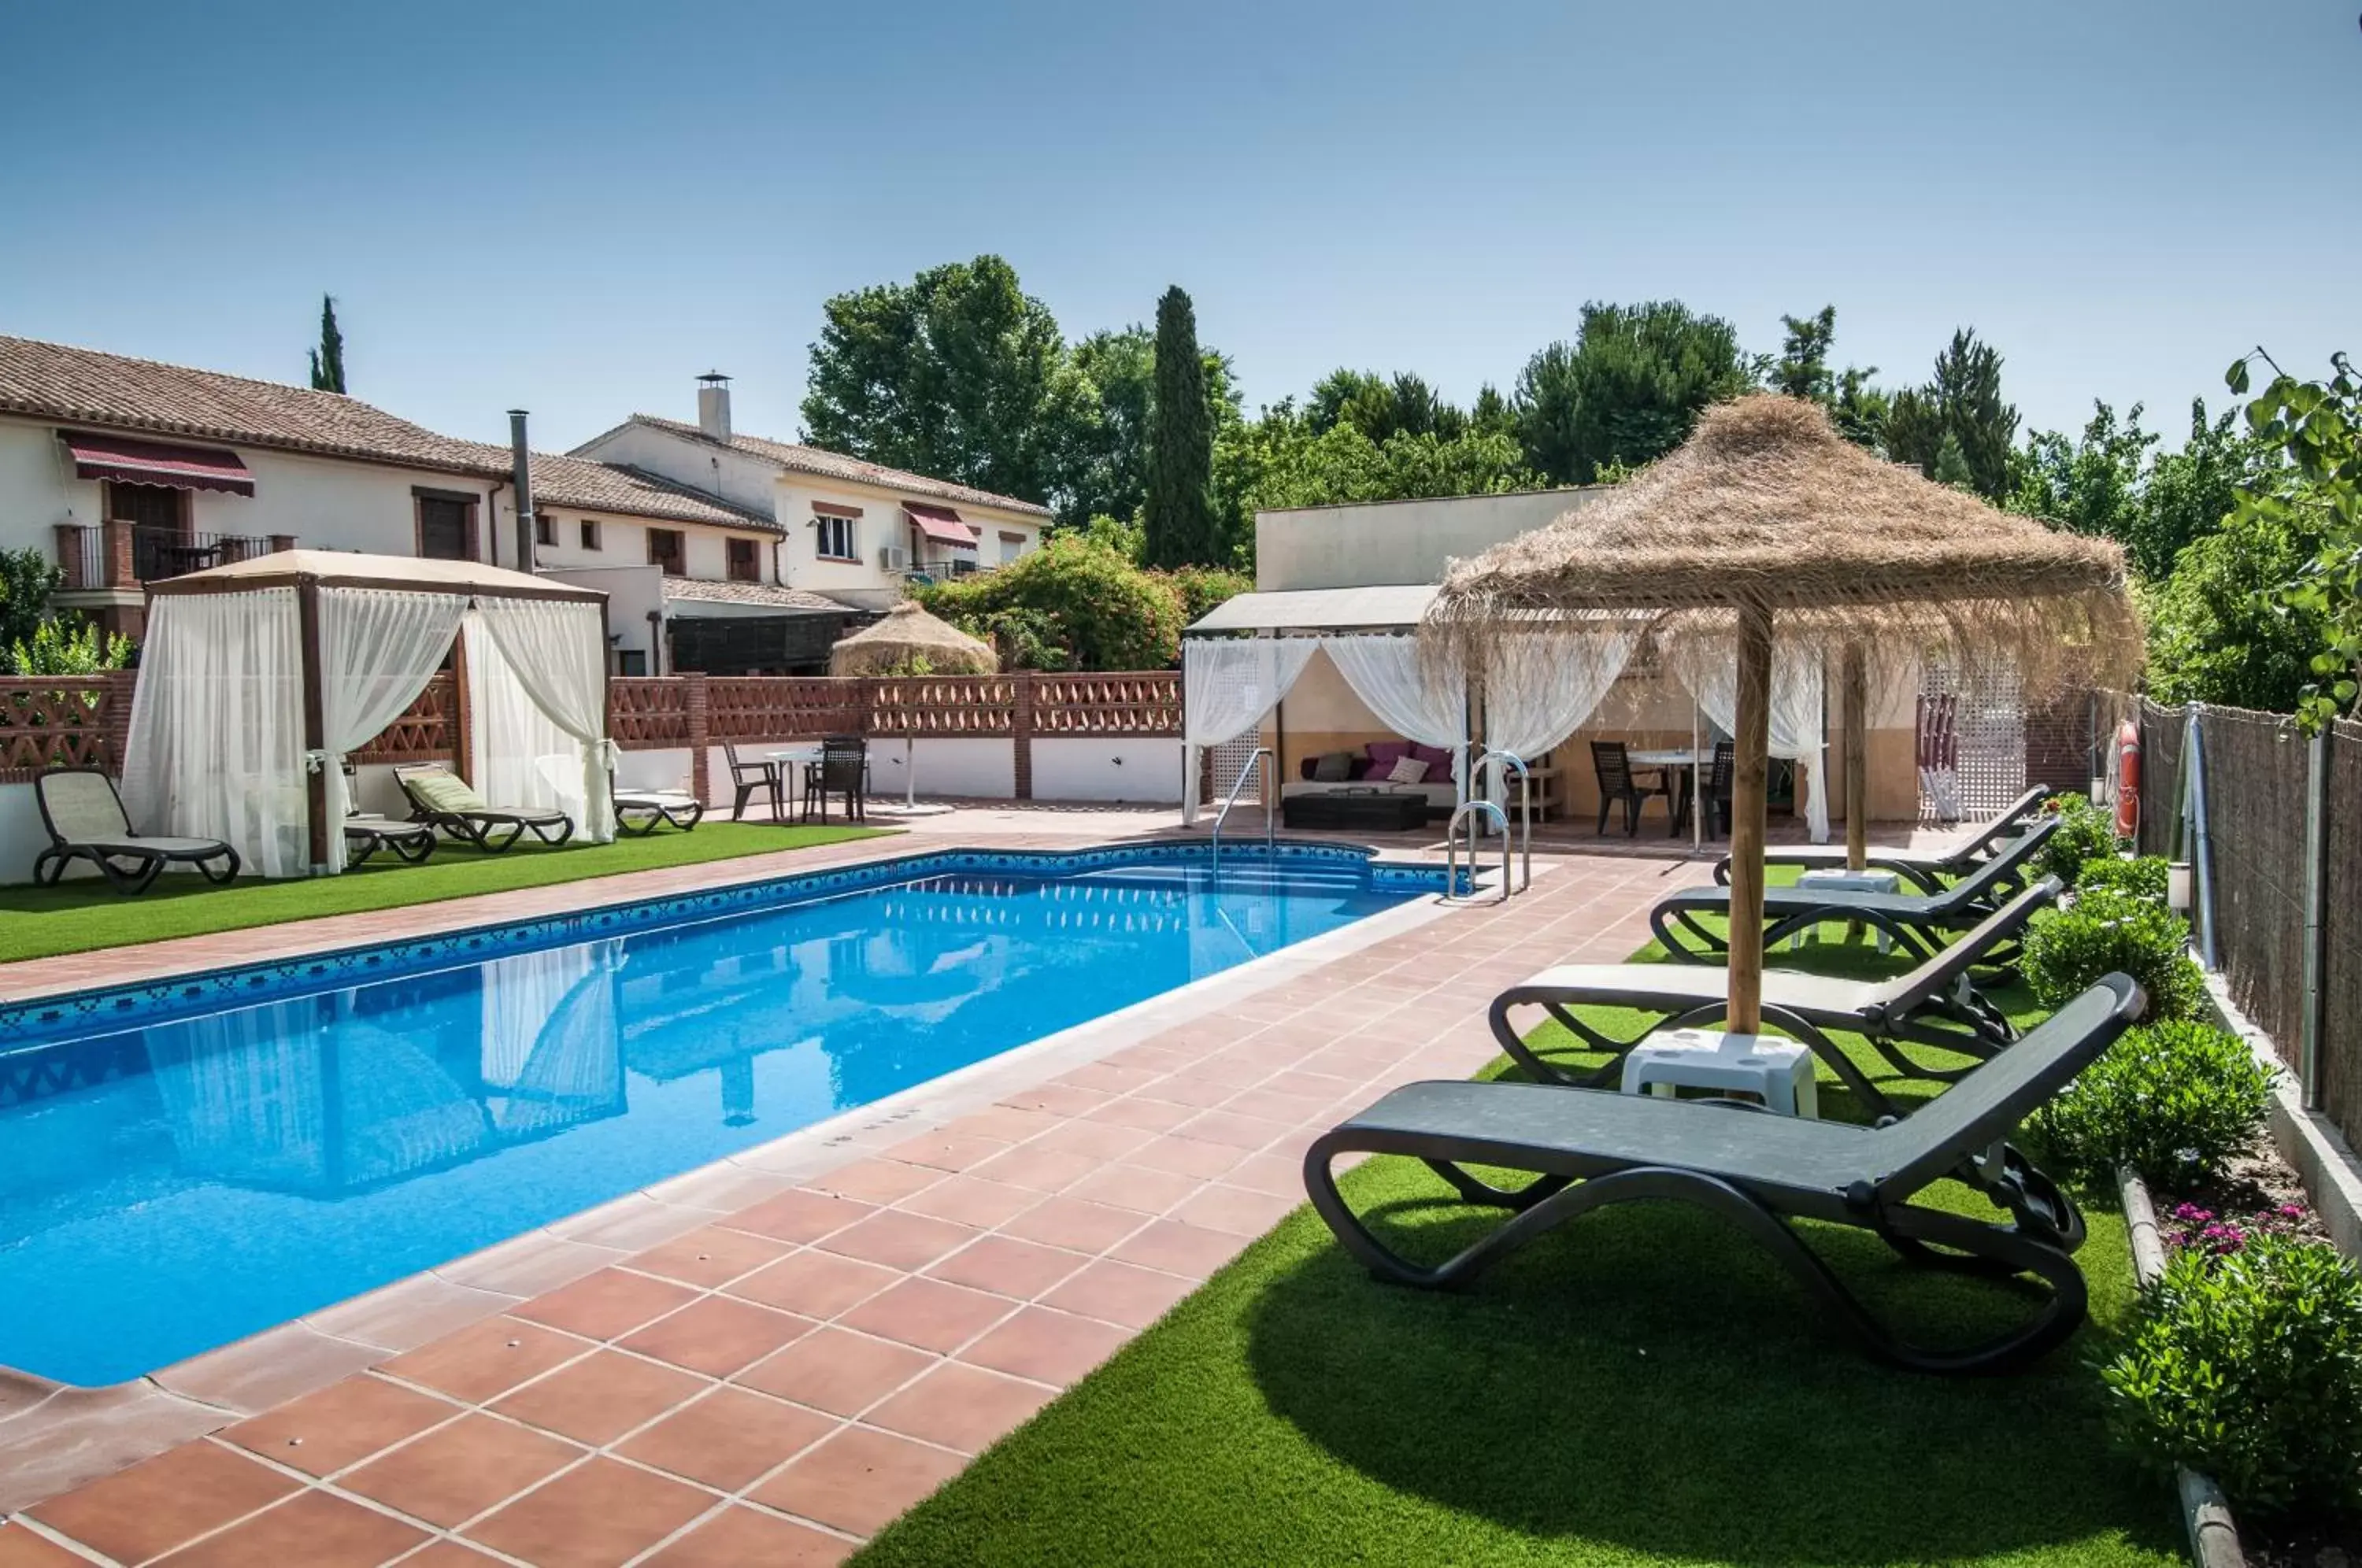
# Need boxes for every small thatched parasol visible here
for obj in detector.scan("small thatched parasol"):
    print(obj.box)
[827,600,998,677]
[1424,394,2140,1033]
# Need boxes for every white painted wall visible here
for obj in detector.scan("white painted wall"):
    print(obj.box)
[901,738,1015,800]
[1031,739,1184,803]
[1255,487,1603,591]
[0,782,52,883]
[0,416,489,564]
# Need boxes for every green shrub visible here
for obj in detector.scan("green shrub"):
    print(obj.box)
[2036,793,2122,884]
[918,536,1183,670]
[2075,854,2170,904]
[2023,887,2205,1022]
[2038,1019,2273,1188]
[2103,1235,2362,1522]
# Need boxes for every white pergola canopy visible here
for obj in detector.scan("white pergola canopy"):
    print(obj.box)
[124,551,616,877]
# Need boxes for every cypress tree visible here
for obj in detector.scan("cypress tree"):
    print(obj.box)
[308,294,347,393]
[1143,286,1214,567]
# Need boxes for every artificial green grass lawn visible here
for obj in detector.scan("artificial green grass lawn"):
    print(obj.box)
[854,928,2183,1568]
[0,822,893,962]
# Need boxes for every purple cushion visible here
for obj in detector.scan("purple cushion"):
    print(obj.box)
[1299,758,1318,781]
[1357,758,1390,780]
[1366,740,1412,768]
[1409,742,1453,776]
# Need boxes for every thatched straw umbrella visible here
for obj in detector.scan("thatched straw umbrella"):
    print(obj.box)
[827,600,997,677]
[1423,394,2140,1034]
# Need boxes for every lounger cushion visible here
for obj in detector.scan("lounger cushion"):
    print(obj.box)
[405,769,490,815]
[1516,963,1884,1017]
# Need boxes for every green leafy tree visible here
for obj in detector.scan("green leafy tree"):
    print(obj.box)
[1142,287,1218,568]
[1930,431,1975,490]
[1512,301,1753,484]
[1468,383,1516,438]
[1211,403,1539,553]
[2145,497,2327,712]
[2135,399,2269,582]
[2227,350,2362,726]
[1770,305,1886,449]
[1771,306,1837,401]
[917,534,1183,670]
[1309,370,1462,443]
[801,255,1079,505]
[1883,329,2019,501]
[307,294,346,393]
[0,548,63,653]
[9,616,130,676]
[2007,401,2157,546]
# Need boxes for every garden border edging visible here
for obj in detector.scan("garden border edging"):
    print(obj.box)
[2117,1166,2244,1568]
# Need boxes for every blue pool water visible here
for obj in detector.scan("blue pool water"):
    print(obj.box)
[0,848,1427,1385]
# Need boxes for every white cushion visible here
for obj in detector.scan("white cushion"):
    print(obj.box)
[1387,755,1431,784]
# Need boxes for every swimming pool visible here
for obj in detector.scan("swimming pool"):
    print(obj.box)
[0,844,1442,1385]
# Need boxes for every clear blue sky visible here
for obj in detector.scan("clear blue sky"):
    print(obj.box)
[3,0,2356,457]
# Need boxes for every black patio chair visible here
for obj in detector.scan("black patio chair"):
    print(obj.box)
[724,743,782,822]
[1590,741,1668,837]
[1489,878,2061,1117]
[1304,974,2144,1375]
[803,735,868,824]
[1697,741,1735,839]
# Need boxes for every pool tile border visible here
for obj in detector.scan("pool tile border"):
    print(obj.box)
[0,840,1453,1051]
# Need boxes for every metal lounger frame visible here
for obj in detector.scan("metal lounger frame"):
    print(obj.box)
[613,793,705,836]
[1712,784,2054,893]
[31,767,240,894]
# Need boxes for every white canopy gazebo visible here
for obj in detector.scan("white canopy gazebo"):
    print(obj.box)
[1179,589,1793,841]
[124,551,616,877]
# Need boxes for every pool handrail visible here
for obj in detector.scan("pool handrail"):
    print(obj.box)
[1209,747,1275,871]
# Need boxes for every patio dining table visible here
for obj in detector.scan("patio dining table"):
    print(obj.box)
[1628,748,1701,838]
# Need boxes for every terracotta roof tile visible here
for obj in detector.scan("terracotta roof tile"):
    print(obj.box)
[616,416,1052,519]
[661,579,861,614]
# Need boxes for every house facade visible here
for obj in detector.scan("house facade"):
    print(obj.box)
[0,338,832,670]
[572,374,1050,618]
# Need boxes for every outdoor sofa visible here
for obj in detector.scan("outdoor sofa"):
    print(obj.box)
[1490,878,2060,1117]
[1305,973,2144,1374]
[394,764,575,852]
[1714,783,2055,893]
[1281,740,1458,819]
[32,767,240,893]
[1649,817,2058,966]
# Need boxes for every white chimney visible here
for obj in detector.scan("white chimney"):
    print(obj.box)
[696,371,732,442]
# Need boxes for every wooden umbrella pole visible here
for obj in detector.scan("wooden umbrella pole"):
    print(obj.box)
[1727,601,1774,1035]
[1843,642,1868,873]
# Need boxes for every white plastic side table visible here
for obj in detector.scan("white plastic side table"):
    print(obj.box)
[1791,867,1900,952]
[1620,1028,1820,1118]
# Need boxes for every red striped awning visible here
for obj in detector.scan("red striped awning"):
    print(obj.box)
[61,432,254,497]
[905,501,978,549]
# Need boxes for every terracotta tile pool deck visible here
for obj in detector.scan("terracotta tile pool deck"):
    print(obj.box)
[0,817,1707,1566]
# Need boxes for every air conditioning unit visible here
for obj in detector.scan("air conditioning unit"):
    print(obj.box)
[879,545,909,571]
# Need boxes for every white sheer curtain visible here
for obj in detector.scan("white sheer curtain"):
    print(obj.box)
[1318,636,1470,804]
[469,598,616,843]
[122,589,307,878]
[462,616,590,831]
[318,588,468,872]
[1479,630,1637,806]
[1180,638,1320,820]
[1673,636,1831,842]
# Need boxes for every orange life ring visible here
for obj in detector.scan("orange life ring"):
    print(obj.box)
[2116,719,2140,840]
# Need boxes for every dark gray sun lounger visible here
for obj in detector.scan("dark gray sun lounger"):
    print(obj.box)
[1492,878,2062,1115]
[32,767,240,893]
[1307,974,2144,1375]
[1651,817,2058,966]
[1714,784,2053,894]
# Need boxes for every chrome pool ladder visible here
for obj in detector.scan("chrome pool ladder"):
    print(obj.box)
[1443,748,1535,904]
[1209,747,1275,871]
